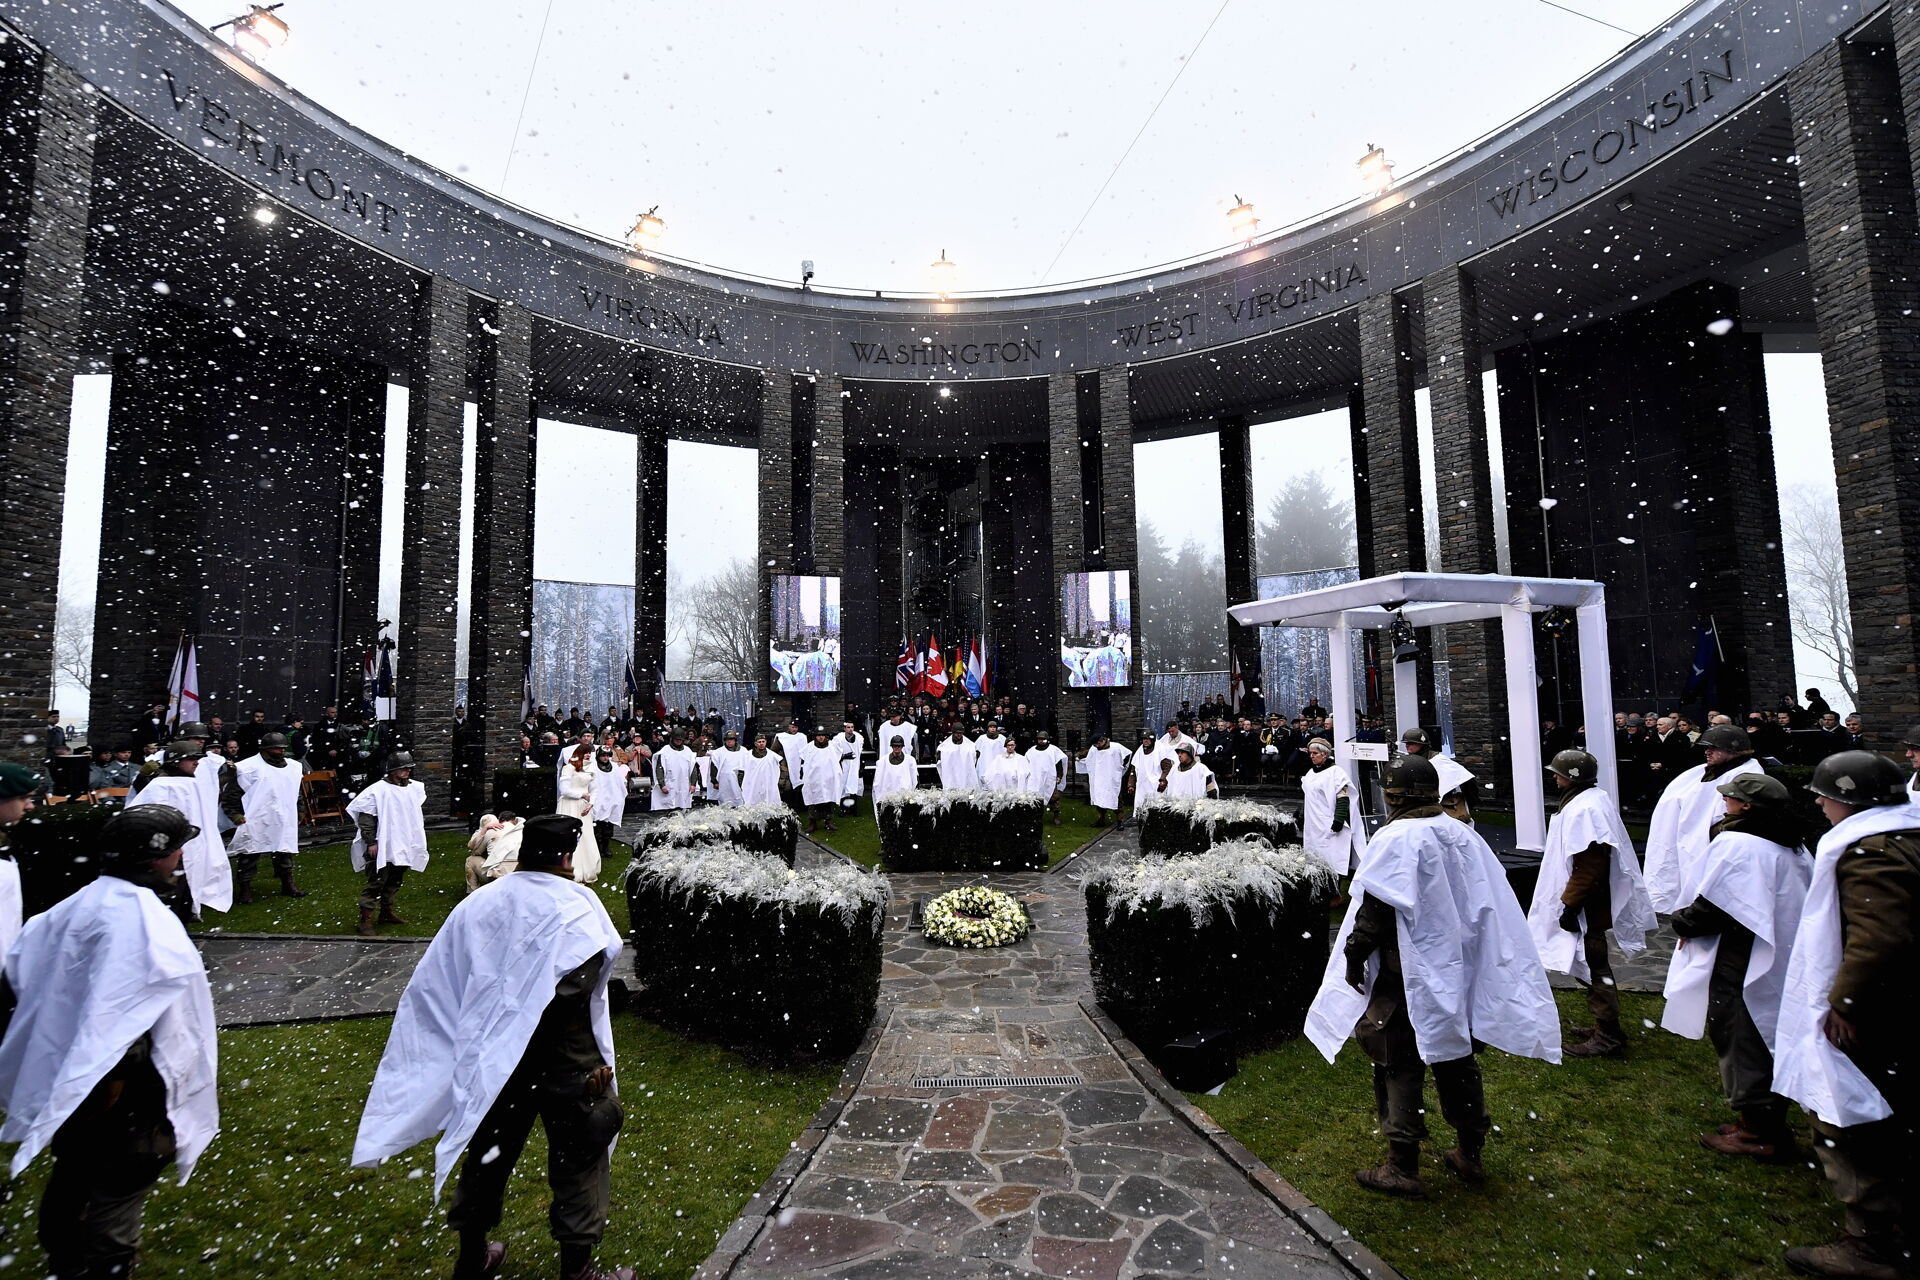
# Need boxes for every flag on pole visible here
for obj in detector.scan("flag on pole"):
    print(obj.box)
[652,667,669,719]
[374,641,397,722]
[1229,644,1244,714]
[924,632,948,697]
[896,637,914,694]
[1682,616,1722,707]
[521,661,535,723]
[967,636,986,698]
[360,645,378,720]
[949,639,970,699]
[623,656,640,713]
[165,634,200,733]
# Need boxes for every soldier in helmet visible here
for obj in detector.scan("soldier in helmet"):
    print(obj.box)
[0,804,219,1280]
[0,761,45,956]
[1900,724,1920,798]
[1526,750,1657,1058]
[1772,751,1918,1278]
[1304,754,1559,1197]
[1643,723,1764,915]
[124,740,233,920]
[228,732,308,903]
[1399,727,1477,823]
[345,753,429,937]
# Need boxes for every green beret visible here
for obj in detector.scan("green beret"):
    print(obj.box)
[0,761,46,798]
[1717,772,1790,806]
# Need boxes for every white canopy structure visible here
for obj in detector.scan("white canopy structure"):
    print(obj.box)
[1228,572,1616,853]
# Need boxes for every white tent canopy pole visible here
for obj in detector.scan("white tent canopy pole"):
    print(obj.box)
[1226,571,1615,853]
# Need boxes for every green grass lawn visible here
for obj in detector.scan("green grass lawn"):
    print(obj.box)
[0,1012,837,1279]
[191,832,634,938]
[809,794,1116,869]
[1189,990,1841,1279]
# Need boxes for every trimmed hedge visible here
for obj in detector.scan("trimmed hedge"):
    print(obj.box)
[875,790,1046,872]
[492,767,558,818]
[1139,797,1300,858]
[8,799,121,916]
[631,804,799,867]
[624,843,884,1062]
[1085,837,1335,1055]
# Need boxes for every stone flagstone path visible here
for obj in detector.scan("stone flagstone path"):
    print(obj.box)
[707,836,1396,1280]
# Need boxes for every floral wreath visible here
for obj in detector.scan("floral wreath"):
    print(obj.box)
[922,885,1032,949]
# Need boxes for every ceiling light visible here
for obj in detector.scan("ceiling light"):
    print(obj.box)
[930,249,957,298]
[1227,195,1259,242]
[252,205,278,225]
[227,4,289,59]
[627,206,666,249]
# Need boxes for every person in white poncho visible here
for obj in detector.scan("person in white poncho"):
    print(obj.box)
[1299,739,1366,876]
[650,731,699,811]
[1124,731,1166,822]
[1658,771,1810,1161]
[226,732,308,902]
[0,761,42,958]
[1399,727,1477,823]
[1524,749,1657,1059]
[1156,744,1218,799]
[795,728,846,833]
[1773,752,1918,1280]
[1305,754,1559,1199]
[556,746,603,884]
[1024,730,1069,819]
[124,740,233,919]
[737,735,785,806]
[835,721,865,803]
[1077,732,1130,823]
[980,737,1028,791]
[0,805,218,1280]
[936,726,980,789]
[589,747,631,851]
[710,731,749,806]
[346,752,429,937]
[1642,724,1763,913]
[353,814,633,1280]
[870,736,918,808]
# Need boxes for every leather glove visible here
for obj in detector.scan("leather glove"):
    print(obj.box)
[1344,953,1367,992]
[1330,817,1346,833]
[1558,903,1582,933]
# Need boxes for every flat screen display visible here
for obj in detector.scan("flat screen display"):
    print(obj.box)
[1060,570,1133,688]
[769,574,841,692]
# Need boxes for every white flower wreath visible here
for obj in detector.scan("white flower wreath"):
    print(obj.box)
[921,885,1032,949]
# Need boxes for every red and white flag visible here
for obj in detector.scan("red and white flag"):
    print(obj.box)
[924,632,948,696]
[166,634,201,732]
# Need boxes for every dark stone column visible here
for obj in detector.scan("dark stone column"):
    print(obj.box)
[1099,366,1145,738]
[468,302,533,773]
[632,425,668,715]
[812,375,845,574]
[1219,415,1262,718]
[395,274,469,778]
[1792,36,1920,724]
[1049,372,1089,744]
[757,371,794,726]
[1424,267,1501,772]
[335,367,388,710]
[0,55,93,757]
[1356,291,1425,577]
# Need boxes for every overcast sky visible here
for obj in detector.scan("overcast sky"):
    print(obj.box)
[52,1,1851,714]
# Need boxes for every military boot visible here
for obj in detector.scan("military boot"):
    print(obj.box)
[1784,1233,1914,1279]
[273,853,307,898]
[1564,1020,1627,1058]
[1355,1141,1424,1198]
[1443,1138,1487,1186]
[234,854,259,905]
[450,1238,506,1279]
[560,1244,636,1280]
[356,908,378,938]
[377,903,409,926]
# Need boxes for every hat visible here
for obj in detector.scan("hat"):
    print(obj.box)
[384,751,416,773]
[1175,743,1196,757]
[1401,727,1431,747]
[0,761,45,799]
[518,813,581,867]
[164,740,207,763]
[1306,738,1333,756]
[100,804,199,861]
[259,732,289,751]
[175,721,212,740]
[1901,724,1920,749]
[1717,772,1791,806]
[1698,725,1751,754]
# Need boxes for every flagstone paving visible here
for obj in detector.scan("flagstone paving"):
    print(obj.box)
[198,934,428,1027]
[710,852,1388,1280]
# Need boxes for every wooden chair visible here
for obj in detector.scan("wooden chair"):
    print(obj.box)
[301,770,345,823]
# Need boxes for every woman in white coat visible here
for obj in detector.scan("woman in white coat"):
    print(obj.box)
[554,746,603,884]
[1300,738,1366,875]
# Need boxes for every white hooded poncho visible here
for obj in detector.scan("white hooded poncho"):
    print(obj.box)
[1159,761,1215,799]
[796,740,844,806]
[1024,744,1067,801]
[0,875,219,1181]
[352,870,623,1197]
[228,753,304,855]
[1770,800,1920,1127]
[837,732,866,798]
[710,746,748,805]
[1300,761,1367,876]
[347,777,430,873]
[126,774,232,912]
[1079,743,1131,811]
[1525,785,1658,980]
[1660,824,1810,1044]
[1307,814,1561,1066]
[870,753,918,804]
[651,745,698,811]
[1127,744,1167,816]
[1643,759,1762,913]
[980,748,1027,791]
[936,737,980,789]
[737,751,784,806]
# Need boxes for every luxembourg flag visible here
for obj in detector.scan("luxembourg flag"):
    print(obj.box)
[924,632,948,696]
[965,636,986,698]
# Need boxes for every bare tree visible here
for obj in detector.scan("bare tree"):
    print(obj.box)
[1781,483,1856,707]
[685,558,762,681]
[53,599,92,693]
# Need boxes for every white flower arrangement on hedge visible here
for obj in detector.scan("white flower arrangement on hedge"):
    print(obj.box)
[921,884,1033,948]
[630,841,887,928]
[876,789,1045,819]
[1084,836,1334,926]
[641,803,795,843]
[1140,796,1299,837]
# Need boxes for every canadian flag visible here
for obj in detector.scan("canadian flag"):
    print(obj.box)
[924,632,948,696]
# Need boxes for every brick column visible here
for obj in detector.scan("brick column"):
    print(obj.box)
[1099,366,1145,738]
[468,303,534,774]
[632,425,668,715]
[1356,291,1425,576]
[1219,415,1263,717]
[0,55,94,758]
[395,275,468,777]
[335,367,388,709]
[1424,267,1501,772]
[812,375,845,574]
[1791,37,1920,724]
[757,371,795,726]
[1048,372,1089,743]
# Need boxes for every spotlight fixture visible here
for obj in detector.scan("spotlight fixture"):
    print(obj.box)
[251,204,278,225]
[801,258,815,289]
[1614,191,1636,213]
[1357,144,1394,195]
[929,249,957,298]
[1388,611,1421,664]
[627,206,666,249]
[1226,195,1259,242]
[1537,605,1572,639]
[216,3,290,59]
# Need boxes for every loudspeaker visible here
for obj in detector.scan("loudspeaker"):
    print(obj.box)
[46,755,90,797]
[1158,1027,1237,1092]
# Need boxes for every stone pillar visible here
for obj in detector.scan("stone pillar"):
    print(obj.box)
[812,375,845,574]
[1355,290,1426,577]
[757,371,795,727]
[1218,415,1263,718]
[0,55,93,758]
[632,425,668,716]
[1099,366,1145,738]
[1791,36,1920,724]
[395,274,468,779]
[335,367,388,710]
[1423,267,1501,772]
[468,302,534,774]
[1048,372,1088,744]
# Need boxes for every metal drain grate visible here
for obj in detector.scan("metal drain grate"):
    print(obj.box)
[910,1075,1083,1089]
